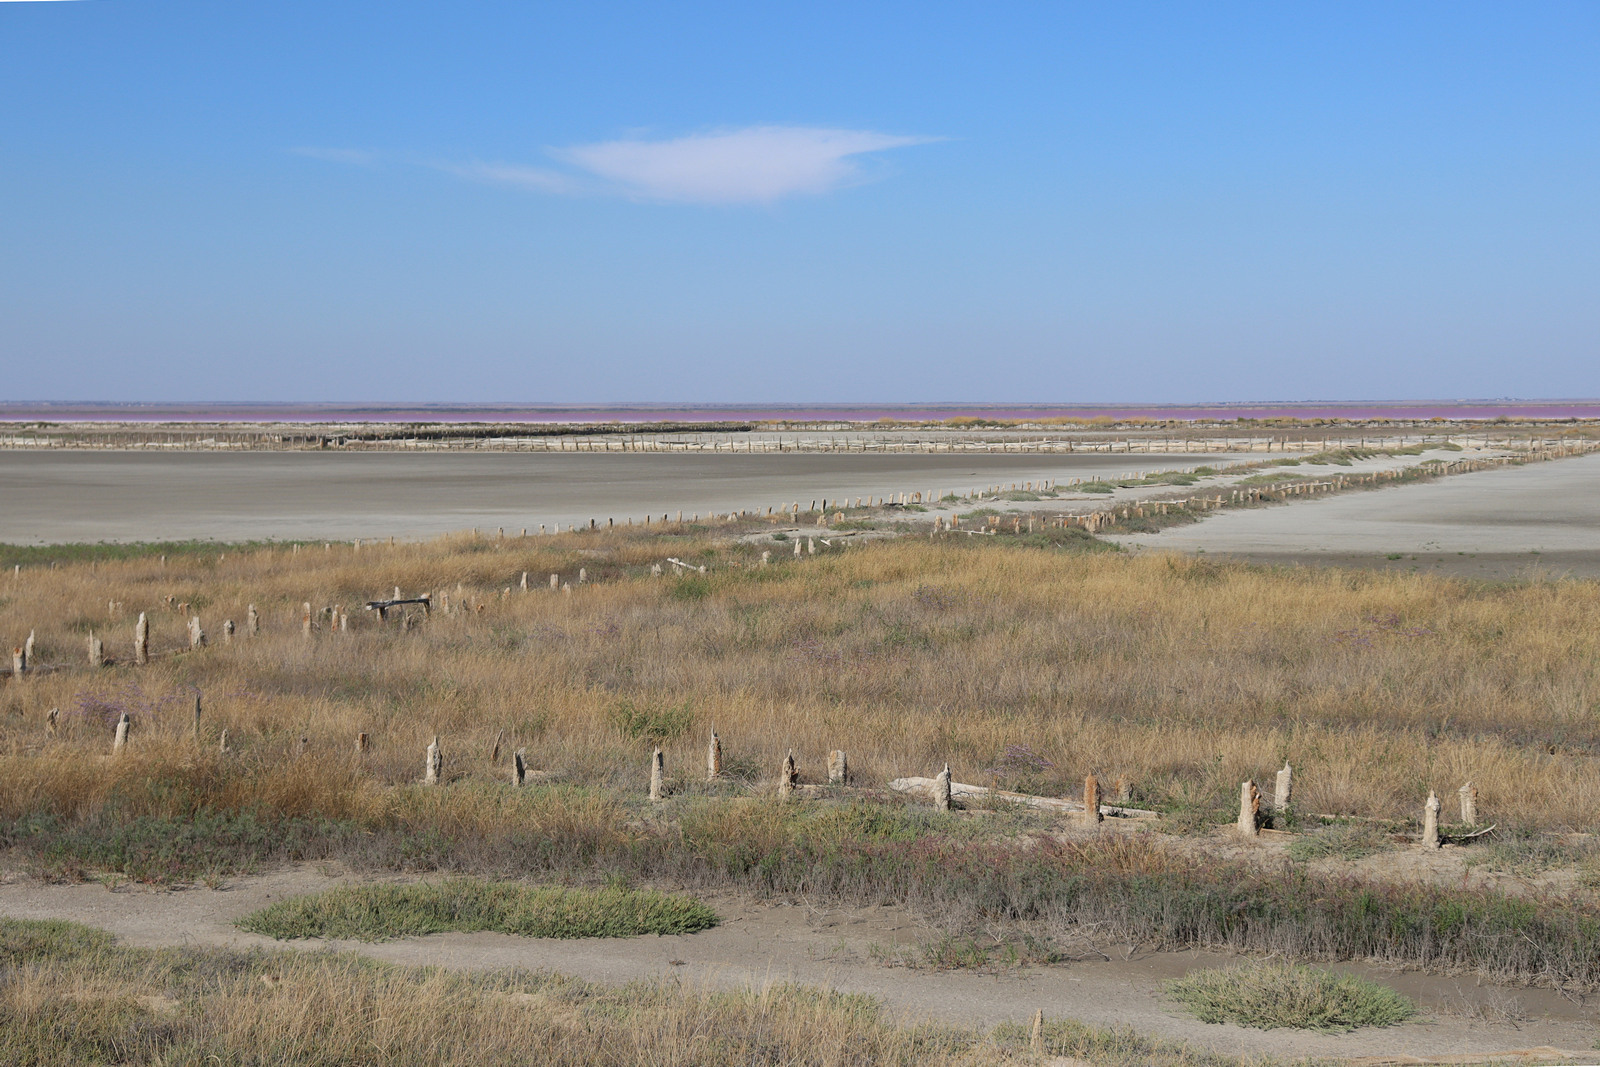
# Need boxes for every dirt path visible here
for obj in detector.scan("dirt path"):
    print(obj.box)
[2,867,1596,1063]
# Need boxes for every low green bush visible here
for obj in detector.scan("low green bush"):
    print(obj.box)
[1166,963,1414,1033]
[238,879,719,941]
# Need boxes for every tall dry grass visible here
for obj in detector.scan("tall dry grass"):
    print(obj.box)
[2,528,1598,830]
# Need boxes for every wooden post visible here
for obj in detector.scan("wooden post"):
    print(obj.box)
[223,620,235,644]
[578,567,587,584]
[188,615,206,649]
[761,550,771,567]
[113,712,130,753]
[1273,762,1293,815]
[219,728,230,754]
[46,707,59,736]
[1030,1009,1045,1053]
[1237,781,1260,837]
[1083,774,1103,825]
[302,602,313,638]
[520,572,528,591]
[934,763,952,810]
[649,747,665,801]
[1422,791,1442,849]
[1113,775,1133,805]
[356,732,370,755]
[550,573,559,590]
[827,750,847,784]
[513,748,528,786]
[707,729,722,780]
[247,604,259,636]
[489,729,504,764]
[1459,781,1478,826]
[24,630,35,665]
[134,612,149,665]
[424,736,442,785]
[793,540,802,557]
[779,750,798,798]
[10,646,22,677]
[84,631,103,667]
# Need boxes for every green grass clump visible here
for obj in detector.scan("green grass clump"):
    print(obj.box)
[1166,963,1415,1033]
[238,879,719,941]
[1285,823,1395,863]
[1465,830,1600,876]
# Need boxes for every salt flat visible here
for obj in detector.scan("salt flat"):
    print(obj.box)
[0,450,1225,544]
[1111,451,1600,579]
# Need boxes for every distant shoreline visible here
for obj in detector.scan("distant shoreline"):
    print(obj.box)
[6,400,1600,424]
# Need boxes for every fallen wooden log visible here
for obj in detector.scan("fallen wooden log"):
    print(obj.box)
[888,777,1156,818]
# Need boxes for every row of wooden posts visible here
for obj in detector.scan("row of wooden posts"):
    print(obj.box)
[76,710,1487,845]
[1234,765,1482,848]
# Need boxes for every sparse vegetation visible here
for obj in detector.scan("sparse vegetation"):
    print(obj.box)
[1285,822,1395,863]
[1166,963,1415,1033]
[5,530,1600,993]
[238,879,719,940]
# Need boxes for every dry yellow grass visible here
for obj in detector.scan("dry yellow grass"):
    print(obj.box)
[2,528,1598,829]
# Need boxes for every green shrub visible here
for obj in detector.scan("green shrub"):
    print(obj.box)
[1166,963,1414,1033]
[238,879,719,941]
[608,698,694,742]
[1285,823,1395,863]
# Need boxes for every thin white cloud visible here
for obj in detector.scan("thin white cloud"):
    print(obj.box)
[291,147,379,166]
[442,161,576,195]
[296,126,937,204]
[552,126,935,203]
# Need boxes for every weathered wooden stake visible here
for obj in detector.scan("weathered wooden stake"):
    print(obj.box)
[46,707,59,736]
[578,567,587,584]
[760,550,771,567]
[424,735,442,785]
[356,732,370,755]
[247,604,259,636]
[223,620,235,644]
[707,729,722,780]
[490,729,504,764]
[1273,762,1293,815]
[1030,1009,1045,1053]
[1422,791,1442,849]
[301,602,313,638]
[1458,781,1478,826]
[10,647,22,677]
[113,712,130,753]
[520,572,528,591]
[219,728,230,754]
[934,763,952,811]
[134,612,150,665]
[550,573,559,590]
[188,615,206,649]
[1113,774,1133,805]
[649,747,665,801]
[1237,781,1260,837]
[1083,774,1103,825]
[779,750,798,798]
[827,750,847,784]
[24,630,35,665]
[513,748,528,786]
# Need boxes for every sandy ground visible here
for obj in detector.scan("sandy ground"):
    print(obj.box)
[1106,453,1600,579]
[0,867,1596,1062]
[0,451,1250,545]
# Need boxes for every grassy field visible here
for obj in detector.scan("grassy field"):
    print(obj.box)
[238,879,719,940]
[3,524,1600,991]
[0,914,1332,1067]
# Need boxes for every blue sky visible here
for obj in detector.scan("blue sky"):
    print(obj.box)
[2,1,1597,404]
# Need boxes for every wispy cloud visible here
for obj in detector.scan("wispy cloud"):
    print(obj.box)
[441,161,576,195]
[549,126,937,203]
[291,146,379,167]
[295,126,937,204]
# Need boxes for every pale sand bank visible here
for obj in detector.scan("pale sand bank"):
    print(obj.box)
[1110,452,1600,579]
[0,451,1233,545]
